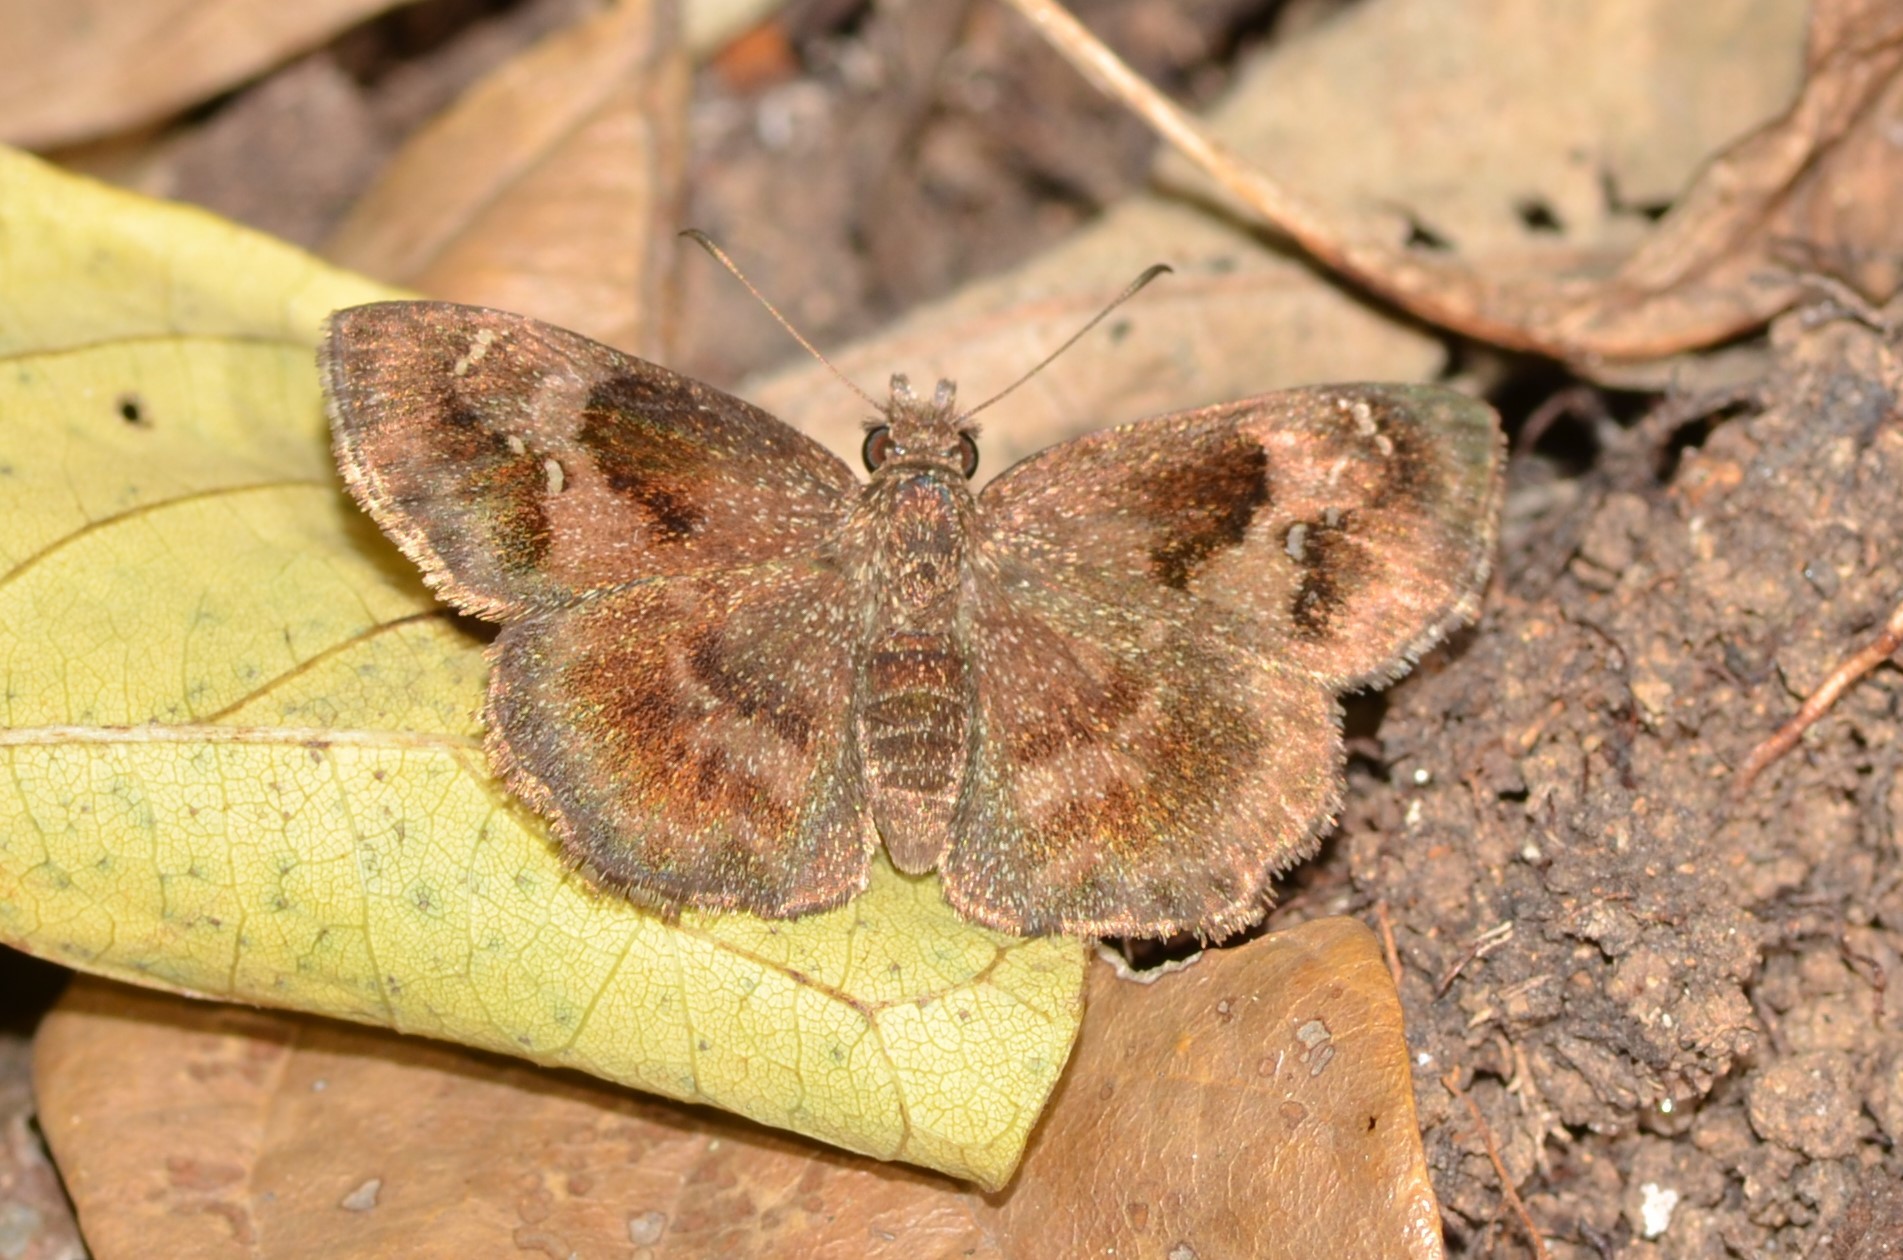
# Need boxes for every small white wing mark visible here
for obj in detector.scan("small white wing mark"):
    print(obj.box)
[1284,522,1308,562]
[1350,398,1395,456]
[451,327,500,378]
[543,458,566,495]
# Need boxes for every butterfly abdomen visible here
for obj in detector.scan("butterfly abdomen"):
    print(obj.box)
[860,630,969,873]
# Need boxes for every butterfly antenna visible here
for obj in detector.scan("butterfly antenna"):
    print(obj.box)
[960,263,1173,422]
[680,229,880,410]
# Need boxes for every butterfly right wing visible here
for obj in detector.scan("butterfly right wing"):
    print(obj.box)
[487,559,874,917]
[322,302,859,620]
[976,383,1503,690]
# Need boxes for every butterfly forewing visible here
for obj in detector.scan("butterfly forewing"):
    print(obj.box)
[978,383,1504,690]
[322,302,858,619]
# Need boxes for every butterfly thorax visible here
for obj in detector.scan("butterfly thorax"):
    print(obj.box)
[840,389,981,873]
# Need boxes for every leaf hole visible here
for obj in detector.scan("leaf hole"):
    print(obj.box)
[1600,167,1672,223]
[1513,196,1564,235]
[1403,215,1452,253]
[116,392,152,426]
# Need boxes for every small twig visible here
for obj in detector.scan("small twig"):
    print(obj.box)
[1840,937,1888,1029]
[1735,597,1903,791]
[1373,899,1404,991]
[1516,385,1611,457]
[1781,265,1899,333]
[1749,985,1791,1058]
[1630,382,1761,456]
[1443,1071,1550,1260]
[1436,921,1515,998]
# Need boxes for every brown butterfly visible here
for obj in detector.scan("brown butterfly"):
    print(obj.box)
[321,300,1502,938]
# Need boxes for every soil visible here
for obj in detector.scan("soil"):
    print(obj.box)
[1349,314,1903,1257]
[7,0,1903,1255]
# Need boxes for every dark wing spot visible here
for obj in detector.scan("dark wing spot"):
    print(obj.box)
[561,640,689,766]
[639,485,701,541]
[686,626,815,749]
[578,373,710,543]
[1289,513,1372,638]
[406,392,552,574]
[429,396,504,460]
[1141,437,1270,590]
[685,747,795,840]
[479,479,551,572]
[531,632,797,872]
[1033,781,1144,868]
[1023,662,1263,883]
[1140,675,1262,814]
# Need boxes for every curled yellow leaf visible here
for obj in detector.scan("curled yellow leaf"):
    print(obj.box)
[0,148,1085,1189]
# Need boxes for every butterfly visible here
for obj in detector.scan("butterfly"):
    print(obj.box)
[321,299,1503,938]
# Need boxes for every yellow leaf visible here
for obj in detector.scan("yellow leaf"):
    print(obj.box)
[0,147,1085,1190]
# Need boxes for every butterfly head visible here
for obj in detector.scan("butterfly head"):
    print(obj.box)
[862,374,980,481]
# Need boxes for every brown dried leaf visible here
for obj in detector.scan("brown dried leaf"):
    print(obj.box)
[36,917,1435,1258]
[323,1,688,357]
[1171,0,1810,261]
[1528,0,1903,358]
[993,915,1440,1257]
[747,0,1819,474]
[1015,0,1903,363]
[0,0,404,149]
[34,980,1000,1259]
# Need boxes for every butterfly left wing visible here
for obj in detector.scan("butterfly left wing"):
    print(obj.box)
[941,384,1502,937]
[946,563,1342,938]
[977,383,1503,690]
[323,301,859,620]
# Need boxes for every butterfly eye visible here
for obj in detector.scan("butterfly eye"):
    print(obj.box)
[862,426,896,472]
[956,432,979,479]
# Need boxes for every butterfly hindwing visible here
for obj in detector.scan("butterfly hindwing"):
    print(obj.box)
[943,558,1343,938]
[486,560,873,917]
